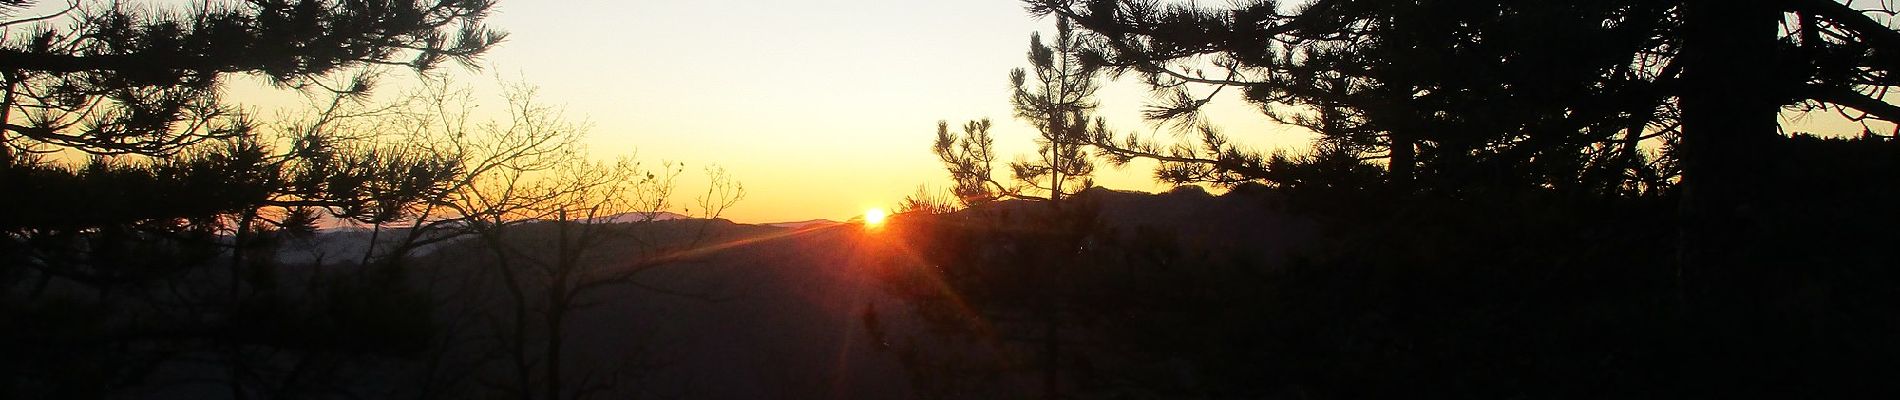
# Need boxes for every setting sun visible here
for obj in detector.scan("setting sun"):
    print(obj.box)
[863,208,888,226]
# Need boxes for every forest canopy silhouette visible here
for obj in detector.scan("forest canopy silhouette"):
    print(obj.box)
[869,0,1899,398]
[3,0,1898,399]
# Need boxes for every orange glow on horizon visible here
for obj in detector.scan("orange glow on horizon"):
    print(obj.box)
[863,208,888,227]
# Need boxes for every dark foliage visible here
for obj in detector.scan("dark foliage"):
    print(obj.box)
[0,1,501,398]
[878,133,1897,398]
[877,1,1900,395]
[1,0,505,155]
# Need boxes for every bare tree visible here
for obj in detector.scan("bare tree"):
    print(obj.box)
[456,158,744,400]
[321,78,747,400]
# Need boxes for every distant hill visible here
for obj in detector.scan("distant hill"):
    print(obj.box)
[760,218,841,229]
[940,184,1316,262]
[279,211,695,266]
[396,219,913,399]
[242,186,1310,399]
[275,225,466,266]
[588,210,692,224]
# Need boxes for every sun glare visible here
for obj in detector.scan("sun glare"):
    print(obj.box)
[863,208,888,226]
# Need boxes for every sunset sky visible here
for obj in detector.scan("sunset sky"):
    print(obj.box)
[39,0,1882,223]
[429,0,1307,223]
[460,0,1885,223]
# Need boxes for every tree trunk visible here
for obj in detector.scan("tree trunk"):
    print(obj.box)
[547,217,571,400]
[483,233,534,400]
[546,305,564,400]
[1677,0,1781,305]
[1675,0,1784,394]
[1389,131,1416,190]
[1044,162,1062,400]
